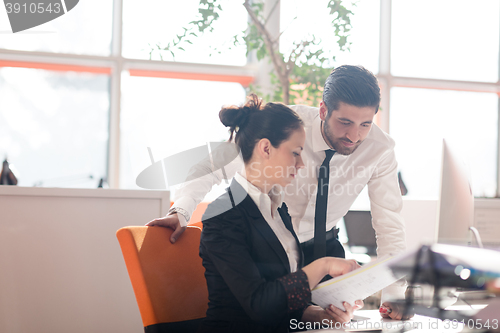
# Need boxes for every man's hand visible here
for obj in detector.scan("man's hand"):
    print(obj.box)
[380,302,415,320]
[146,214,186,243]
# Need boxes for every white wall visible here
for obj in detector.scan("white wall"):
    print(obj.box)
[474,199,500,247]
[401,198,500,251]
[401,198,438,251]
[0,186,169,333]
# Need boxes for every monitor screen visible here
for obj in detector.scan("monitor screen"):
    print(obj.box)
[343,210,377,256]
[436,140,474,245]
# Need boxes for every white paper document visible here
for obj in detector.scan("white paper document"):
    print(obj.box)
[311,256,405,311]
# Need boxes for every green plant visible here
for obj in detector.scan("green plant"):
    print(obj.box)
[151,0,355,105]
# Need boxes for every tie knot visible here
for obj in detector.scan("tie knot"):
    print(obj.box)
[323,150,335,164]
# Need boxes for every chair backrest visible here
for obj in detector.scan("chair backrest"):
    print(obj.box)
[116,226,208,330]
[168,201,208,229]
[190,202,209,227]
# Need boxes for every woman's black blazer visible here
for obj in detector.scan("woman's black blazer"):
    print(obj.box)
[198,179,310,333]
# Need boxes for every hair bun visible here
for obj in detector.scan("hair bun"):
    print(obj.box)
[219,94,262,128]
[219,107,250,128]
[219,94,263,142]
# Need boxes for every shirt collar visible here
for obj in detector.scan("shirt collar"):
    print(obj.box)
[312,113,334,153]
[233,172,284,216]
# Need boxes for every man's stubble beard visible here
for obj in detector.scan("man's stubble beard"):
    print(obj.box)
[322,117,362,156]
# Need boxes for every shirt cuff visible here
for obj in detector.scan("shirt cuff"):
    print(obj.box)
[168,207,189,227]
[171,196,198,223]
[277,270,311,312]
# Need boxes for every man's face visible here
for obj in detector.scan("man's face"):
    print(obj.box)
[319,101,377,155]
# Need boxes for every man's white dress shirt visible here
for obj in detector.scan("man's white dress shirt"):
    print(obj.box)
[172,105,407,301]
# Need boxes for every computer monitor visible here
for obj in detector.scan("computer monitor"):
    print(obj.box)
[435,140,479,246]
[343,210,377,256]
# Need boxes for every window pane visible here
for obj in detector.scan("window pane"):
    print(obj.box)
[120,74,246,196]
[391,0,499,82]
[280,0,380,74]
[0,67,110,188]
[0,0,113,56]
[390,87,498,198]
[122,0,248,66]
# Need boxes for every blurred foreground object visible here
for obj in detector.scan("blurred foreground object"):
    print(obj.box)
[389,244,500,321]
[486,278,500,295]
[0,158,18,185]
[398,171,408,196]
[390,244,500,290]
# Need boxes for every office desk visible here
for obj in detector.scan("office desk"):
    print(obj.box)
[307,309,486,332]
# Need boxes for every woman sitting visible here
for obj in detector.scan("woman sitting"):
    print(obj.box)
[198,95,362,333]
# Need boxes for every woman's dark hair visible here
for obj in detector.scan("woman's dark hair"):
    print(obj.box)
[219,94,304,163]
[323,65,380,115]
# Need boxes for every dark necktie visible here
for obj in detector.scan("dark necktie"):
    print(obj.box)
[313,149,335,260]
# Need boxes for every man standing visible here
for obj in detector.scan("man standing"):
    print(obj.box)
[148,65,407,319]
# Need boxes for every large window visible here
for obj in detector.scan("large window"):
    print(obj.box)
[1,0,499,198]
[0,0,251,190]
[280,0,380,73]
[391,0,499,82]
[120,75,246,190]
[0,67,110,188]
[0,0,114,55]
[386,0,500,198]
[390,88,498,198]
[122,0,248,65]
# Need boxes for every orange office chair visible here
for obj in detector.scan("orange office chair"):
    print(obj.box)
[116,226,208,333]
[188,202,209,229]
[168,201,209,230]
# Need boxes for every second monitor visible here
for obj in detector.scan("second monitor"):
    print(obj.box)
[343,210,377,256]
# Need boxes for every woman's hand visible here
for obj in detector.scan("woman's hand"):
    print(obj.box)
[325,300,364,323]
[302,301,363,327]
[302,257,361,290]
[325,257,361,278]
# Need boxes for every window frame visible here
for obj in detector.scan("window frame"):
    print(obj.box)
[0,0,256,188]
[0,0,499,195]
[377,0,500,197]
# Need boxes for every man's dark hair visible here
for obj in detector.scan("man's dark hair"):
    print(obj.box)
[322,65,380,115]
